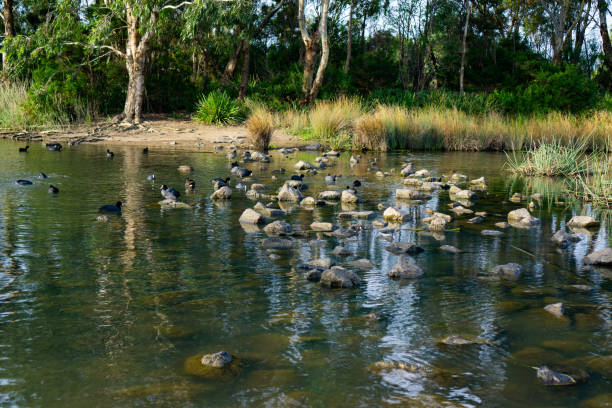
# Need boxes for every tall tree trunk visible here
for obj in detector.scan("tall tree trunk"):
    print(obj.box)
[221,38,245,85]
[344,0,354,73]
[2,0,15,77]
[121,2,158,123]
[309,0,330,102]
[238,42,251,100]
[298,0,320,96]
[459,0,471,94]
[599,0,612,71]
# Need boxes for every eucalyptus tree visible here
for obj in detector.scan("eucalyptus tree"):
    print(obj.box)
[598,0,612,72]
[298,0,330,102]
[2,0,16,76]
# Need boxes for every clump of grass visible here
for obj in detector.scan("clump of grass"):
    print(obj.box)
[194,91,245,125]
[308,96,363,143]
[246,105,274,152]
[575,156,612,208]
[0,82,30,129]
[373,105,409,149]
[354,114,387,151]
[505,140,590,177]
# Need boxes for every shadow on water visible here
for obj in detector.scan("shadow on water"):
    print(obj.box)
[0,141,610,407]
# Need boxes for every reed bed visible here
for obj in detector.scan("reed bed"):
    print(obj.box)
[269,99,612,152]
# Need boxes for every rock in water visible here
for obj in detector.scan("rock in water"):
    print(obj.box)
[385,242,424,255]
[383,207,406,222]
[536,366,577,386]
[567,215,599,228]
[489,263,522,281]
[210,186,232,200]
[508,208,540,227]
[583,248,612,266]
[263,220,292,235]
[239,208,265,224]
[341,190,358,203]
[388,255,423,279]
[277,183,304,202]
[201,351,233,368]
[551,230,579,248]
[310,222,333,232]
[543,303,564,318]
[320,266,361,288]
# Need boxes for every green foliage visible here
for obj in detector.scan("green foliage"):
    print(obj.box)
[193,91,246,124]
[505,140,590,177]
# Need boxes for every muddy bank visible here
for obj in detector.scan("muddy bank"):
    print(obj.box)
[1,114,306,151]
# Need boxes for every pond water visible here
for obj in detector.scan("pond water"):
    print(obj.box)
[0,140,610,408]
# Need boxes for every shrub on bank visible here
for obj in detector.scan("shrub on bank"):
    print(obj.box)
[194,91,245,125]
[354,114,387,151]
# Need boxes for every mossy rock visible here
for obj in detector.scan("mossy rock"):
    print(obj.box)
[582,394,612,408]
[510,286,558,297]
[173,297,225,312]
[141,290,197,307]
[244,369,301,388]
[587,356,612,378]
[436,335,493,346]
[541,339,591,353]
[513,346,563,366]
[575,312,605,331]
[496,301,528,313]
[184,353,242,381]
[381,393,465,408]
[156,325,196,340]
[113,382,207,398]
[285,391,311,405]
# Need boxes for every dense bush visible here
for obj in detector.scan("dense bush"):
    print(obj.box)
[194,91,246,124]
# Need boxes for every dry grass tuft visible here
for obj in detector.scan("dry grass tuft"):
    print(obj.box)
[246,106,274,152]
[354,114,387,151]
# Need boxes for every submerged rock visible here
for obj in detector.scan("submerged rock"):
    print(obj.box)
[262,238,294,250]
[489,263,522,281]
[320,266,360,288]
[339,210,375,219]
[385,242,424,255]
[439,245,460,254]
[332,246,352,257]
[583,248,612,266]
[551,230,580,248]
[437,335,490,345]
[347,259,375,270]
[388,255,423,279]
[482,229,503,236]
[396,188,425,200]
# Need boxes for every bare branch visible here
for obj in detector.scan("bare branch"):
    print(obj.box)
[64,41,126,58]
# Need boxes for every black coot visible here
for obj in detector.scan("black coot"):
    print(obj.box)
[99,201,122,214]
[161,185,180,200]
[19,146,29,152]
[48,185,59,194]
[16,180,33,185]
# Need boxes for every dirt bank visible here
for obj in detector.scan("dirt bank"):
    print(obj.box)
[2,114,309,151]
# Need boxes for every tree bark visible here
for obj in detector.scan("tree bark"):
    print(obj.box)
[238,42,251,100]
[599,0,612,71]
[308,0,330,102]
[2,0,15,77]
[221,37,245,85]
[344,0,354,74]
[459,0,471,94]
[121,2,158,124]
[298,0,318,95]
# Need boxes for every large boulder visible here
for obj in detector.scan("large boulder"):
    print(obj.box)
[320,266,361,288]
[277,183,303,202]
[508,208,540,227]
[583,248,612,266]
[551,230,579,248]
[567,216,599,228]
[388,255,423,279]
[489,263,522,281]
[210,186,232,200]
[239,208,265,224]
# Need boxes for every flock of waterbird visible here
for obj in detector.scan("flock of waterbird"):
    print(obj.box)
[14,143,364,217]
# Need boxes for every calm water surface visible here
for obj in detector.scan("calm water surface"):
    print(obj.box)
[0,141,610,407]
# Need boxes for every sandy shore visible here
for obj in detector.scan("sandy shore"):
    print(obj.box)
[2,114,309,151]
